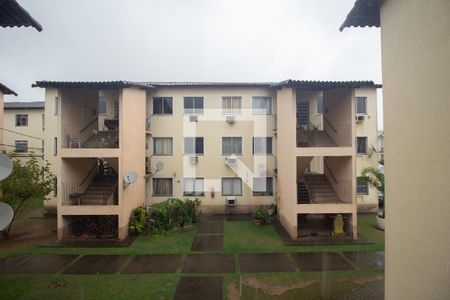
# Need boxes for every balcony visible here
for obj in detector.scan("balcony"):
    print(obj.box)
[62,119,119,149]
[296,120,351,148]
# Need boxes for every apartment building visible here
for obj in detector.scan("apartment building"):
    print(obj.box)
[0,83,18,150]
[34,80,379,240]
[3,102,45,161]
[341,0,450,299]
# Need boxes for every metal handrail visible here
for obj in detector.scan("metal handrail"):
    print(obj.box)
[79,162,98,187]
[324,160,338,184]
[323,116,337,133]
[80,118,98,134]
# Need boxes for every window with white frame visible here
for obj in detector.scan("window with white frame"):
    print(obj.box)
[356,97,367,114]
[15,114,28,126]
[98,98,107,115]
[222,96,242,114]
[253,137,273,155]
[222,137,242,155]
[184,97,204,114]
[357,177,369,195]
[42,114,45,127]
[184,137,204,155]
[53,137,57,156]
[316,96,324,114]
[153,138,173,155]
[222,177,242,196]
[153,178,173,196]
[356,137,368,154]
[14,140,28,152]
[54,97,58,116]
[252,96,272,114]
[153,97,173,115]
[183,178,204,196]
[253,177,274,196]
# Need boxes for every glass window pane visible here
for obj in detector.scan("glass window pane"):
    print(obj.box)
[99,99,107,114]
[317,97,324,114]
[184,97,194,114]
[356,97,367,114]
[163,98,173,114]
[153,98,162,114]
[195,137,204,154]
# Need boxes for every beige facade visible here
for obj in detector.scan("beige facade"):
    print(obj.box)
[37,80,378,241]
[342,0,450,299]
[3,102,45,163]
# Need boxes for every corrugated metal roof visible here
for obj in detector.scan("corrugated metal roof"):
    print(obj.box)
[339,0,381,32]
[33,80,381,91]
[32,80,154,90]
[0,0,42,31]
[0,82,17,96]
[4,101,44,109]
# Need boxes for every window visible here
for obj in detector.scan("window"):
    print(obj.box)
[317,96,324,114]
[153,178,173,196]
[153,97,173,115]
[222,96,242,114]
[356,97,367,114]
[356,137,368,154]
[42,114,45,127]
[253,137,273,155]
[14,140,28,152]
[222,177,242,196]
[357,177,369,195]
[252,96,272,114]
[253,177,274,196]
[184,137,204,155]
[153,138,173,155]
[184,97,203,114]
[53,177,57,197]
[54,137,57,156]
[98,98,107,114]
[54,97,58,116]
[222,137,242,155]
[41,140,44,153]
[183,178,204,196]
[15,114,28,126]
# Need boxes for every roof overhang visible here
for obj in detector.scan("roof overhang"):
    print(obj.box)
[0,0,42,31]
[32,80,155,90]
[4,101,44,109]
[339,0,381,31]
[275,80,381,90]
[0,82,17,96]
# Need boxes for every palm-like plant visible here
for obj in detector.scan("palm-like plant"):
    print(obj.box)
[361,166,384,196]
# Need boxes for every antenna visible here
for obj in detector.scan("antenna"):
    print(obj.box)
[0,202,13,231]
[123,171,138,188]
[0,154,13,181]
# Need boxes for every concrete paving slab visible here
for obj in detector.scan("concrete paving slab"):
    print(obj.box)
[191,235,223,252]
[121,254,182,273]
[8,254,78,274]
[291,252,354,272]
[0,255,29,273]
[239,253,295,273]
[342,251,385,269]
[197,223,224,235]
[174,276,223,300]
[182,254,235,273]
[62,255,128,274]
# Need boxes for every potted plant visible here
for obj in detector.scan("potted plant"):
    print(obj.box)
[252,207,268,226]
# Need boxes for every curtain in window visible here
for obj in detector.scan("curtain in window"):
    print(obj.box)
[222,97,241,114]
[253,97,272,114]
[253,137,272,154]
[222,137,242,155]
[253,177,273,194]
[356,97,367,114]
[194,178,204,195]
[153,178,173,196]
[154,138,172,155]
[184,138,195,154]
[357,137,367,154]
[222,178,242,195]
[183,178,194,195]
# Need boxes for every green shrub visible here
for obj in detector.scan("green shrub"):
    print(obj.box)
[252,206,272,224]
[129,207,148,235]
[150,198,201,233]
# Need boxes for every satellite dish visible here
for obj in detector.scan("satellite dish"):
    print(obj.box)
[154,161,164,172]
[123,171,138,187]
[0,154,13,181]
[0,202,14,231]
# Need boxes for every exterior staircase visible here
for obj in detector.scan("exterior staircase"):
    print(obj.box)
[72,174,118,205]
[83,130,119,148]
[297,128,336,147]
[304,174,342,204]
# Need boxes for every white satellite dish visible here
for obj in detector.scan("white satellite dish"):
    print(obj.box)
[154,161,164,172]
[0,202,14,231]
[0,154,13,181]
[123,171,138,187]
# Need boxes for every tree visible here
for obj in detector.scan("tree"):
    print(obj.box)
[361,166,384,196]
[0,156,55,238]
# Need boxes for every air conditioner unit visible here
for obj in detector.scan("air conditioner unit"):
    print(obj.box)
[189,115,198,122]
[226,115,236,124]
[225,155,238,166]
[189,156,198,165]
[355,115,365,123]
[226,197,236,206]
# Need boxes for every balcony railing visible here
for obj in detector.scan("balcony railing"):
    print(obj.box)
[62,119,119,149]
[62,181,118,206]
[297,121,351,147]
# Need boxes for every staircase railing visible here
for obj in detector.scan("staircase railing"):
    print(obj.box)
[297,121,318,147]
[324,160,352,203]
[323,116,351,147]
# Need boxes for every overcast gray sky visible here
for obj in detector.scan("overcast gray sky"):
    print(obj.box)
[0,0,382,127]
